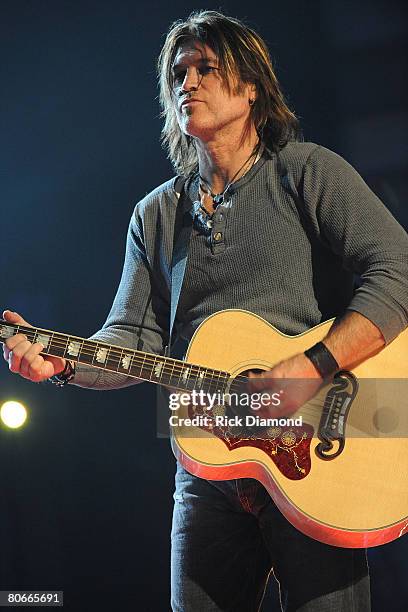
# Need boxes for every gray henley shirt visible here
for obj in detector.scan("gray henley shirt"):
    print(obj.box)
[72,142,408,390]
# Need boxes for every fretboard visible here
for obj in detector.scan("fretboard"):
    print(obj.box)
[0,320,232,394]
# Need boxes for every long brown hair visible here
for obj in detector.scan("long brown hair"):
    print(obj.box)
[158,10,301,176]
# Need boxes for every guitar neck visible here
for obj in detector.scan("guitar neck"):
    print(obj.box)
[0,320,229,394]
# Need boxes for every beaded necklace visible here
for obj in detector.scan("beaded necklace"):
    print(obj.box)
[198,141,262,211]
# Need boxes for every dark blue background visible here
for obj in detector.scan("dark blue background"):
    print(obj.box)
[1,1,407,610]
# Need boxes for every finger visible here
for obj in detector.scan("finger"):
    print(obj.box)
[20,343,45,378]
[28,354,53,382]
[8,339,32,373]
[247,373,277,393]
[247,370,264,392]
[2,310,31,327]
[5,333,28,352]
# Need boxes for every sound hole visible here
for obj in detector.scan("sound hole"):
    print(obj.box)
[228,368,269,419]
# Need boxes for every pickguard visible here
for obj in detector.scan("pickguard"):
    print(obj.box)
[188,403,314,480]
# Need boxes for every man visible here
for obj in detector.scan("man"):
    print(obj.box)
[3,10,408,612]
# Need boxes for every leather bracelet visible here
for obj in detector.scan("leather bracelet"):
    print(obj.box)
[304,342,339,381]
[49,360,76,387]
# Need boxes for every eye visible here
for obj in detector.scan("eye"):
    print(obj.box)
[199,65,219,77]
[172,70,186,85]
[171,64,219,89]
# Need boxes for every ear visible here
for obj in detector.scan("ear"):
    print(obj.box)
[247,82,257,103]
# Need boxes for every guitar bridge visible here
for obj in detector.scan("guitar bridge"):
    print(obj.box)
[316,371,358,460]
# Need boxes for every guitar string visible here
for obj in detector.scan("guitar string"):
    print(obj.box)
[0,326,323,418]
[0,325,239,385]
[0,325,224,368]
[0,324,332,394]
[0,324,245,376]
[0,324,331,417]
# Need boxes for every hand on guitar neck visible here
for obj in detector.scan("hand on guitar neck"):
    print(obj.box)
[2,310,67,382]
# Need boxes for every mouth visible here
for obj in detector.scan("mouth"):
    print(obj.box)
[180,99,202,110]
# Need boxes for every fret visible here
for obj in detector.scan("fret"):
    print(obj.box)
[168,359,177,388]
[128,352,136,377]
[104,345,111,370]
[215,369,221,393]
[184,368,197,392]
[90,343,98,365]
[23,328,36,344]
[207,368,221,395]
[78,338,85,363]
[105,346,120,371]
[132,353,141,375]
[196,368,205,389]
[37,332,51,350]
[148,355,156,381]
[45,331,55,355]
[205,369,216,394]
[205,369,215,394]
[136,352,146,379]
[201,369,212,394]
[47,333,67,358]
[77,340,95,365]
[117,348,125,372]
[0,320,229,393]
[19,326,32,342]
[90,342,97,366]
[127,352,136,376]
[129,352,144,379]
[138,353,156,381]
[159,362,172,387]
[216,370,227,396]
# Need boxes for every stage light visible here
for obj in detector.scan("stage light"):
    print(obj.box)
[0,400,28,429]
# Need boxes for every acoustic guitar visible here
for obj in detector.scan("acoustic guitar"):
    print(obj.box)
[1,309,407,548]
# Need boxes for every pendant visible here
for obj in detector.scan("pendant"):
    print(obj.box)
[193,200,213,236]
[213,193,224,207]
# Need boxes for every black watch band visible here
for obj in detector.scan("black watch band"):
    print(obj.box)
[304,342,339,381]
[49,360,76,387]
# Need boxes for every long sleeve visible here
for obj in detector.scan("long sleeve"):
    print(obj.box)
[72,203,170,390]
[302,146,408,343]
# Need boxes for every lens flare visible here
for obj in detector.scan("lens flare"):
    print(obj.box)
[0,400,28,429]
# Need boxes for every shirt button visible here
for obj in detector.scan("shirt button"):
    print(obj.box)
[213,231,223,241]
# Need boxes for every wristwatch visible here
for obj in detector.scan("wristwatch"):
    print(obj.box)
[49,360,76,387]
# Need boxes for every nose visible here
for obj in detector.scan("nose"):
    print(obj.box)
[180,67,200,93]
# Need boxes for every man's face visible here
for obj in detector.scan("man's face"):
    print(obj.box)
[171,41,253,142]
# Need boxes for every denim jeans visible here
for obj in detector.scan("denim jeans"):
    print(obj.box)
[171,462,370,611]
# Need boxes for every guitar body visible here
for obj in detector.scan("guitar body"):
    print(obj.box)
[171,309,408,548]
[1,311,407,548]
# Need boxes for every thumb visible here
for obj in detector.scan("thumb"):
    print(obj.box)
[2,310,31,327]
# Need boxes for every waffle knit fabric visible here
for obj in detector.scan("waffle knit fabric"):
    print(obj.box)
[72,142,408,389]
